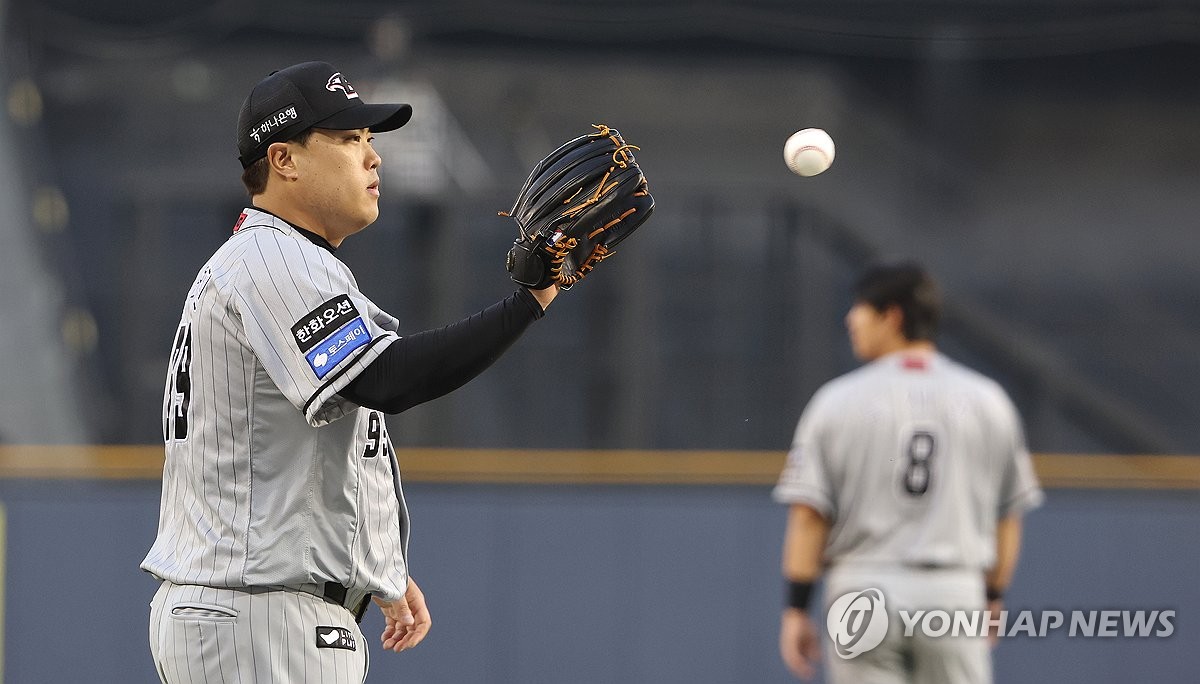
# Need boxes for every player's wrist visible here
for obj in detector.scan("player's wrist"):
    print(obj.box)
[786,580,816,612]
[985,586,1005,603]
[525,283,559,311]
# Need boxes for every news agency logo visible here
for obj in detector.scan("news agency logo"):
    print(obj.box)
[898,608,1176,639]
[826,588,1176,656]
[826,588,889,659]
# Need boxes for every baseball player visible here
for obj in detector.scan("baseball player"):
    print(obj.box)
[141,61,559,683]
[774,261,1043,684]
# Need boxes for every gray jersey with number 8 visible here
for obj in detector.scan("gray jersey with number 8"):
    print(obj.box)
[773,351,1043,570]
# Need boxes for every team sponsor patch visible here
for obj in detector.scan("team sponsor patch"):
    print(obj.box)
[315,626,356,651]
[293,295,360,353]
[247,104,299,144]
[305,317,371,379]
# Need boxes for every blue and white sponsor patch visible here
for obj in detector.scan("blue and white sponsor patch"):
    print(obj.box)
[305,317,372,379]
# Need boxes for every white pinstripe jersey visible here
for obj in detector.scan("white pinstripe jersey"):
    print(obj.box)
[773,350,1043,570]
[141,208,411,602]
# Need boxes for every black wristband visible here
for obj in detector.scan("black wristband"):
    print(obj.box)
[986,587,1005,602]
[787,581,815,611]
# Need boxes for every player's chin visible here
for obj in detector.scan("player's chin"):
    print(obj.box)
[358,202,380,226]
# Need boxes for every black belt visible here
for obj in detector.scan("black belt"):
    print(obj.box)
[321,581,372,624]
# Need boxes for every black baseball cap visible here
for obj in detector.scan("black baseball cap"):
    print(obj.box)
[236,61,412,168]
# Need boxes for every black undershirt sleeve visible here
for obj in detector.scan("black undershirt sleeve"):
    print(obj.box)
[338,288,545,414]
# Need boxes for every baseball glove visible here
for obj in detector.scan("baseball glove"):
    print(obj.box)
[501,124,654,289]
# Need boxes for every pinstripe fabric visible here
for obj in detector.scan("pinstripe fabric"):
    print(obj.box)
[773,351,1044,570]
[143,209,414,680]
[150,581,368,683]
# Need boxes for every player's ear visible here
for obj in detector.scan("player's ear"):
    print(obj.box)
[266,142,299,181]
[883,304,906,334]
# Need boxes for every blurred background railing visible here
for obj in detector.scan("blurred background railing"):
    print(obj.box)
[4,446,1200,488]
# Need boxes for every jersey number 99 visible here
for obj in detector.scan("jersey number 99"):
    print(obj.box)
[163,324,192,442]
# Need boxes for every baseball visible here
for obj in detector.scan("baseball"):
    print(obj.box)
[784,128,835,176]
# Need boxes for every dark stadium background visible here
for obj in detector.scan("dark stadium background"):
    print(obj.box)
[0,2,1196,682]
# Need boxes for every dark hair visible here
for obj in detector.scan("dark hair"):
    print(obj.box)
[240,128,316,197]
[853,260,942,341]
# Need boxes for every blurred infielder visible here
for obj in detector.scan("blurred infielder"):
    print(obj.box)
[139,62,563,682]
[774,261,1043,684]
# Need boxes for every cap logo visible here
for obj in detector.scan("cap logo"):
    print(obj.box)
[248,104,299,144]
[326,73,359,100]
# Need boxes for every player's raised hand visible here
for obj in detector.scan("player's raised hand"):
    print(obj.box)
[780,608,821,680]
[375,578,431,652]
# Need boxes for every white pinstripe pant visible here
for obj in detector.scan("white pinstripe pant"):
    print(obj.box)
[149,581,369,683]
